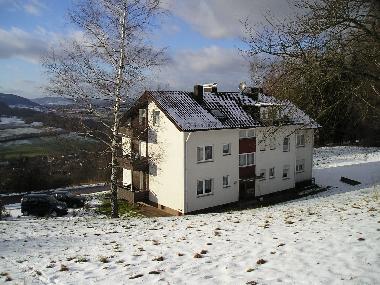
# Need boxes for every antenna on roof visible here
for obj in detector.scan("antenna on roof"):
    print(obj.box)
[239,81,247,92]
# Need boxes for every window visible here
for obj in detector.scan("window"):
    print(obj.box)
[283,137,290,152]
[269,137,276,150]
[239,129,255,139]
[139,109,146,125]
[152,110,160,126]
[239,154,246,167]
[197,179,213,196]
[239,130,246,139]
[197,145,213,162]
[296,133,305,147]
[222,143,231,155]
[139,141,146,157]
[283,165,290,179]
[247,129,256,138]
[258,169,266,180]
[269,167,275,178]
[296,159,305,173]
[239,152,255,167]
[223,175,230,188]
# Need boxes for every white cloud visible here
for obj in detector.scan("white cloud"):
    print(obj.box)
[166,0,292,39]
[23,0,45,15]
[0,27,49,63]
[0,0,46,16]
[152,46,251,91]
[0,27,85,64]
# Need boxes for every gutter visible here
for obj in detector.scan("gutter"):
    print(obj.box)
[184,132,192,214]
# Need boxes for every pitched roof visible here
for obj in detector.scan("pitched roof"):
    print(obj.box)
[144,90,319,131]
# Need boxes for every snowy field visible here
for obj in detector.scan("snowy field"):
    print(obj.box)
[1,146,379,285]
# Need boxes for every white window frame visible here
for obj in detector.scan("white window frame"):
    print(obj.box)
[139,141,146,157]
[283,137,290,152]
[296,159,305,173]
[139,109,146,125]
[282,165,290,179]
[197,178,213,196]
[239,152,255,167]
[197,145,213,162]
[296,133,305,147]
[258,169,266,180]
[269,167,275,179]
[152,110,160,126]
[239,129,256,139]
[222,143,231,156]
[222,175,230,188]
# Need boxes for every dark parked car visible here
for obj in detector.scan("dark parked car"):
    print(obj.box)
[21,194,68,217]
[51,191,86,208]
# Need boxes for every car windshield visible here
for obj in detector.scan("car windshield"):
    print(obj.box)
[47,196,58,203]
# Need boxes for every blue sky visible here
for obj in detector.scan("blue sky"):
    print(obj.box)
[0,0,290,99]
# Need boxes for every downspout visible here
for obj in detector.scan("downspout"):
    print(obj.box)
[184,132,192,214]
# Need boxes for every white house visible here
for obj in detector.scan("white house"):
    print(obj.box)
[118,84,318,215]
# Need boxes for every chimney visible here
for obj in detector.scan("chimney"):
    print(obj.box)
[194,84,203,101]
[203,83,217,93]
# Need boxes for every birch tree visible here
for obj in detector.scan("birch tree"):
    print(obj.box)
[43,0,167,217]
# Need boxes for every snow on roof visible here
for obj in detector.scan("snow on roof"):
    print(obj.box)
[145,90,319,131]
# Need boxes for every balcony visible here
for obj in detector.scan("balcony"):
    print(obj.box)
[119,124,148,141]
[117,184,149,203]
[118,154,149,172]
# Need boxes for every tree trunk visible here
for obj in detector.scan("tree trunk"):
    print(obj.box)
[110,143,119,218]
[110,8,127,218]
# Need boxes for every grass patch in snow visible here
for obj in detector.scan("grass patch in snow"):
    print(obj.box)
[95,196,141,218]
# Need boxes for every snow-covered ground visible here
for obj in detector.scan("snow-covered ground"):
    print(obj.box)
[1,146,379,285]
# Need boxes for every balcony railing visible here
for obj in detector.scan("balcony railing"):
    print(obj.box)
[119,124,148,141]
[118,154,149,172]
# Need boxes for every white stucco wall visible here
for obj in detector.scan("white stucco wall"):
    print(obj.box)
[295,128,314,183]
[184,129,240,213]
[147,101,185,213]
[255,126,297,196]
[121,137,131,186]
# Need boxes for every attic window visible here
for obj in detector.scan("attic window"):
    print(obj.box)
[210,109,227,120]
[152,110,160,126]
[139,109,146,125]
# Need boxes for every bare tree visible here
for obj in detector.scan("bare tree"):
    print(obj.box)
[43,0,167,217]
[243,0,380,145]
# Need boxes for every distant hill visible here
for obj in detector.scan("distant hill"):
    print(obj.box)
[0,93,40,107]
[32,97,74,106]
